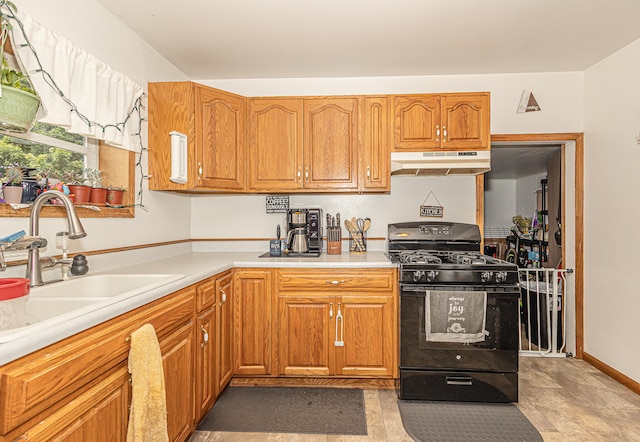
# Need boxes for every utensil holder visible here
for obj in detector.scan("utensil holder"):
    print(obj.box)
[349,231,367,253]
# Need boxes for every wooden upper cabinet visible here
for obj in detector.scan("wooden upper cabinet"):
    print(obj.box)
[247,98,304,191]
[394,95,441,149]
[147,81,245,191]
[196,86,245,190]
[360,96,391,191]
[247,96,359,192]
[394,92,490,151]
[441,93,490,149]
[303,97,358,190]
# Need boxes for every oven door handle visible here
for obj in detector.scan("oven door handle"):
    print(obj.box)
[446,376,473,386]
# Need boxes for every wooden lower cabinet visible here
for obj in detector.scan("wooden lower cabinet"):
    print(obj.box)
[278,293,395,377]
[215,271,234,395]
[12,367,130,441]
[161,320,195,442]
[233,268,274,376]
[268,268,398,379]
[195,307,216,422]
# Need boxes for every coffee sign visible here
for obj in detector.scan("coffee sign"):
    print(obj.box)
[266,195,289,213]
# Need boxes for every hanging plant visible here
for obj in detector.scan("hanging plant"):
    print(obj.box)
[0,1,40,132]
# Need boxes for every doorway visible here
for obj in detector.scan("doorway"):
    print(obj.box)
[476,133,584,358]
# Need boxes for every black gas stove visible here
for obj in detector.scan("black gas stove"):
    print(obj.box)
[388,221,520,403]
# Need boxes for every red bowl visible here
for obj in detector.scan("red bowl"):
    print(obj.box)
[0,278,30,300]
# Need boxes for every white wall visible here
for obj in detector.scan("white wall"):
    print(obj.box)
[516,173,546,217]
[2,0,192,260]
[584,39,640,381]
[484,179,517,230]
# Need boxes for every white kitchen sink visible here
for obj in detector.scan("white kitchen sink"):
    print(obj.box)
[29,273,185,298]
[0,273,185,343]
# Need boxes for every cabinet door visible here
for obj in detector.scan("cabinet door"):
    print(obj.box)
[215,270,234,395]
[278,295,334,376]
[14,367,130,442]
[195,86,245,190]
[148,82,196,190]
[360,96,391,191]
[234,269,273,375]
[303,97,358,190]
[336,295,396,377]
[195,308,215,422]
[161,320,195,442]
[247,98,304,191]
[441,93,490,149]
[394,95,441,149]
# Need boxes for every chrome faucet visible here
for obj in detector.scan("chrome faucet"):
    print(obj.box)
[26,190,87,286]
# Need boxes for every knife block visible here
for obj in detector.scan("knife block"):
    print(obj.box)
[327,240,342,255]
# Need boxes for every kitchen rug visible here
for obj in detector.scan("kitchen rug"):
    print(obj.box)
[197,386,367,435]
[398,400,542,442]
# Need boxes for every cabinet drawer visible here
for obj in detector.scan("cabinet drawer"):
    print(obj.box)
[0,286,196,434]
[278,269,395,291]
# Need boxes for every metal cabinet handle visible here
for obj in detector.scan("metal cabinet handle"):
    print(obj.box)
[305,167,309,182]
[198,162,203,179]
[435,125,440,142]
[334,302,344,347]
[326,280,345,285]
[220,287,227,305]
[442,126,447,142]
[297,167,302,181]
[366,166,371,180]
[329,302,333,321]
[200,325,209,348]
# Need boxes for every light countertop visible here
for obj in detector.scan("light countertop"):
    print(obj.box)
[0,251,394,365]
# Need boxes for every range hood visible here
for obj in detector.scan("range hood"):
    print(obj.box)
[390,150,491,176]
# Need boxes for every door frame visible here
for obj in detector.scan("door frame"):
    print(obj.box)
[476,133,584,358]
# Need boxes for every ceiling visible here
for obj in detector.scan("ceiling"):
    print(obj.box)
[488,144,561,180]
[97,0,640,79]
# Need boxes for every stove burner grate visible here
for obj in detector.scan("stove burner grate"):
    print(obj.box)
[397,251,442,264]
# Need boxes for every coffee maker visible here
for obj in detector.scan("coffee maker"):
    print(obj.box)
[286,208,323,255]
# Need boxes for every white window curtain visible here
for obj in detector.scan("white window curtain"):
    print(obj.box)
[11,12,144,151]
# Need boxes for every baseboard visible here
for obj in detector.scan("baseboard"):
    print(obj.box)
[583,352,640,395]
[230,376,396,390]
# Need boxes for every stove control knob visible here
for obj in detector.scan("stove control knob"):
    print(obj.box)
[426,270,439,282]
[495,271,509,283]
[481,271,493,283]
[412,270,426,282]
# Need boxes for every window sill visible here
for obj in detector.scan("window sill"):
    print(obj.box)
[0,203,134,218]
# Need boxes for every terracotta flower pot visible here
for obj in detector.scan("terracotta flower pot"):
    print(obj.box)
[106,188,125,206]
[67,184,91,204]
[89,187,108,206]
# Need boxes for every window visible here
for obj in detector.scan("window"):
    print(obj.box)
[0,122,94,182]
[1,122,134,218]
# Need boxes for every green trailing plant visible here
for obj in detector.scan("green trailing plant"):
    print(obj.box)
[0,2,37,96]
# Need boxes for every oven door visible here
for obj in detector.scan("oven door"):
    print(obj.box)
[400,285,519,373]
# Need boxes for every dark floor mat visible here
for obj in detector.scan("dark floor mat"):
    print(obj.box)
[198,386,367,435]
[398,400,542,442]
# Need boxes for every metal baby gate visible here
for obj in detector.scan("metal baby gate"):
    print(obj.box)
[518,268,572,357]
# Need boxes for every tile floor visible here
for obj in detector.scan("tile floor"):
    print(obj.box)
[189,357,640,441]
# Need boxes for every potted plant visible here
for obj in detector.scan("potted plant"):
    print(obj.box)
[63,170,91,203]
[0,3,40,133]
[1,164,22,203]
[106,185,126,206]
[85,168,107,206]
